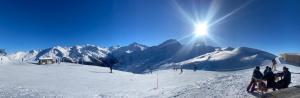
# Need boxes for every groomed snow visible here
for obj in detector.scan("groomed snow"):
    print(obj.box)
[0,62,300,98]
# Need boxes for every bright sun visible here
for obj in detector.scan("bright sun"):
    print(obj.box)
[193,22,208,36]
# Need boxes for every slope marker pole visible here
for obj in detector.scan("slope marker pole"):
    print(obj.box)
[156,72,158,89]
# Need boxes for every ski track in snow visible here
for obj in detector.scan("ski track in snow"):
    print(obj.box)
[1,62,300,98]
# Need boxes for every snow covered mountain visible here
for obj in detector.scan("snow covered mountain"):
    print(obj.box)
[112,39,183,72]
[8,50,39,61]
[6,39,276,73]
[160,47,276,71]
[110,42,148,56]
[8,45,109,65]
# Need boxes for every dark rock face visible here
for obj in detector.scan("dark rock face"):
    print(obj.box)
[0,49,7,56]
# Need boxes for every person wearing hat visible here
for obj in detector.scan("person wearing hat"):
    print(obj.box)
[276,66,291,89]
[247,66,264,92]
[263,67,276,91]
[263,66,271,75]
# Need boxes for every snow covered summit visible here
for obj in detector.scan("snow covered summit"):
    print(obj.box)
[5,39,276,73]
[8,45,109,65]
[164,47,276,71]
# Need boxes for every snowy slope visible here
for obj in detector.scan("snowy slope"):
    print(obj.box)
[0,62,300,98]
[0,56,12,64]
[8,50,39,61]
[162,47,276,71]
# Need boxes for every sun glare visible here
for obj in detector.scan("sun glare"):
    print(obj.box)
[193,22,208,37]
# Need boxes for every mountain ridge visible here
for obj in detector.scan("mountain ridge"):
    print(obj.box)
[5,39,276,73]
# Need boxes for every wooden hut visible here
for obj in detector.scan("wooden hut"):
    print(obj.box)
[38,57,55,65]
[280,53,300,66]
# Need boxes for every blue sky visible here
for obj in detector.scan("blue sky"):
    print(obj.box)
[0,0,299,54]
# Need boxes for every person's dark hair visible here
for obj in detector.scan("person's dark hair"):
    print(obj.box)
[255,66,260,70]
[265,66,270,69]
[268,67,272,72]
[283,66,288,71]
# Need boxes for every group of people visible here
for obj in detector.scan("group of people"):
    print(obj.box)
[173,65,184,73]
[247,64,291,93]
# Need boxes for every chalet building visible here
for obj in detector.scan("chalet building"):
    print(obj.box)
[280,53,300,66]
[38,57,55,65]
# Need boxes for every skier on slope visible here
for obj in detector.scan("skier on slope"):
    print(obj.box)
[148,66,153,74]
[173,65,176,71]
[109,64,113,73]
[193,64,197,72]
[247,66,263,92]
[101,54,118,73]
[180,66,183,74]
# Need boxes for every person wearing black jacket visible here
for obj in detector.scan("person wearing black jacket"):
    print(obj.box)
[263,67,276,91]
[247,66,263,92]
[276,67,291,89]
[263,66,271,75]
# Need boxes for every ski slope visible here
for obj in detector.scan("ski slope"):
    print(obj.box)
[1,62,300,98]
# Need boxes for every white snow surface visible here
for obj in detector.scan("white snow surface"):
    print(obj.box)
[161,47,275,71]
[1,61,300,98]
[0,56,12,64]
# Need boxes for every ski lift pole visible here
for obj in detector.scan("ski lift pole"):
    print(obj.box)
[156,72,158,89]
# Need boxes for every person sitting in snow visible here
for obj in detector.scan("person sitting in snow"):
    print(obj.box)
[276,66,291,89]
[247,66,263,92]
[263,66,270,75]
[263,67,276,91]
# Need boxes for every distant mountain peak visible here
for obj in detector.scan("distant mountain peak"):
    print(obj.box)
[0,49,7,56]
[109,45,121,51]
[158,39,181,47]
[128,42,148,50]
